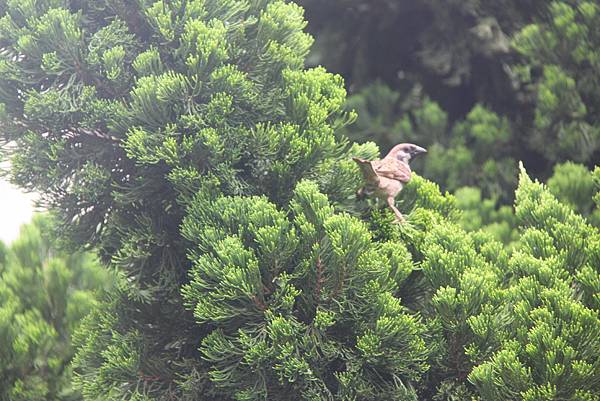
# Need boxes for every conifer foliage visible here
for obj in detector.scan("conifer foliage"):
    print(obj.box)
[0,215,108,401]
[1,0,412,399]
[1,1,600,401]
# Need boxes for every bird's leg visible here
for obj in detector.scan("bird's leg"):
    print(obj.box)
[386,196,405,223]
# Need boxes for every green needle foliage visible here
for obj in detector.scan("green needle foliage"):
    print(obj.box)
[181,181,429,399]
[513,1,600,163]
[0,215,109,401]
[413,166,600,400]
[468,166,600,400]
[1,1,599,400]
[547,161,600,226]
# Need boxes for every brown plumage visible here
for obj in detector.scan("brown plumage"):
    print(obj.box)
[353,143,427,222]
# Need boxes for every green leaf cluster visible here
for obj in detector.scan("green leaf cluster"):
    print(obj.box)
[413,167,600,400]
[1,1,600,400]
[181,181,429,400]
[513,1,600,163]
[0,215,109,401]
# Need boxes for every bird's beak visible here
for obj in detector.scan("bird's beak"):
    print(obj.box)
[412,146,427,156]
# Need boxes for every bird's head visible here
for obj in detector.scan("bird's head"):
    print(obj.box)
[387,143,427,163]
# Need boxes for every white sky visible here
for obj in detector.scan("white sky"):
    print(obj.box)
[0,178,38,244]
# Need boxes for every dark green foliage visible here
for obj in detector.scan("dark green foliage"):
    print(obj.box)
[298,0,544,115]
[454,186,517,245]
[339,81,447,156]
[453,162,600,247]
[424,104,516,199]
[300,0,600,204]
[513,1,600,163]
[2,0,600,400]
[0,215,109,401]
[547,161,600,226]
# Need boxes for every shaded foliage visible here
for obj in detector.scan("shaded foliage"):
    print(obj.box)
[0,215,109,401]
[301,0,600,202]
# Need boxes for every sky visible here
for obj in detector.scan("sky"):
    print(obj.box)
[0,177,38,244]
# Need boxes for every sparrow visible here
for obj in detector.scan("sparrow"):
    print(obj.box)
[353,143,427,222]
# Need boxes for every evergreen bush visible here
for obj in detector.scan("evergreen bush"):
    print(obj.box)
[0,215,109,401]
[0,1,599,400]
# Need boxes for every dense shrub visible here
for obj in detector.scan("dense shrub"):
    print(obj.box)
[0,1,599,400]
[0,215,109,401]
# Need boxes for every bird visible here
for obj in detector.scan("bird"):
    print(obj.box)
[353,143,427,223]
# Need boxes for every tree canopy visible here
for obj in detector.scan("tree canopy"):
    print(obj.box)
[0,1,599,400]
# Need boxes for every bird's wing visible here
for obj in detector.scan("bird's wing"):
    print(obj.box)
[374,158,412,183]
[353,157,379,182]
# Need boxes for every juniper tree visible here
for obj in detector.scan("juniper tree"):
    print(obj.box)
[513,1,600,164]
[379,165,600,400]
[0,214,109,401]
[468,166,600,400]
[0,1,430,400]
[2,1,600,401]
